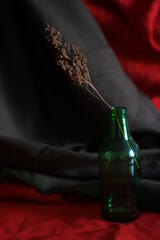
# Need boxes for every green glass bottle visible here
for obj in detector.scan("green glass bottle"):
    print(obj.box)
[99,107,141,222]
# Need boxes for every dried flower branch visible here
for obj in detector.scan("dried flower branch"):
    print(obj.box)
[44,23,140,169]
[45,22,112,109]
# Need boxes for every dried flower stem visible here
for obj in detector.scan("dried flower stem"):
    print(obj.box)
[87,81,112,109]
[45,22,112,109]
[45,22,139,169]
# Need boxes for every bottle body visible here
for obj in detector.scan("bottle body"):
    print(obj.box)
[99,107,141,222]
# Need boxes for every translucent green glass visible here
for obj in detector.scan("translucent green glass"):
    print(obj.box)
[99,107,141,222]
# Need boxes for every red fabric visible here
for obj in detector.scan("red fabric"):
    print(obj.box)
[83,0,160,111]
[1,0,160,239]
[0,183,160,239]
[0,183,74,204]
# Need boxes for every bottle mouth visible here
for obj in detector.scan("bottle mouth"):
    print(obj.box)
[109,106,127,117]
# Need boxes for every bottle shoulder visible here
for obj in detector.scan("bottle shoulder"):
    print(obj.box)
[99,136,139,155]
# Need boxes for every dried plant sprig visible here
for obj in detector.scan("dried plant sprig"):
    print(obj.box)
[45,23,140,169]
[45,22,112,109]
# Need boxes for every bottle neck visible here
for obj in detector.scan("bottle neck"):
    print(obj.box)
[108,107,130,141]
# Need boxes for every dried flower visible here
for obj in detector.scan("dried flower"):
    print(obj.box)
[45,22,112,109]
[44,23,141,169]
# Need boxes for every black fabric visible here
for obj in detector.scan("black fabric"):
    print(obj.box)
[1,0,160,210]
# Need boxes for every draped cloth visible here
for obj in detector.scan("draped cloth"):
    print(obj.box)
[0,0,160,212]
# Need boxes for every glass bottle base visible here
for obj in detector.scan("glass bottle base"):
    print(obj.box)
[102,208,140,222]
